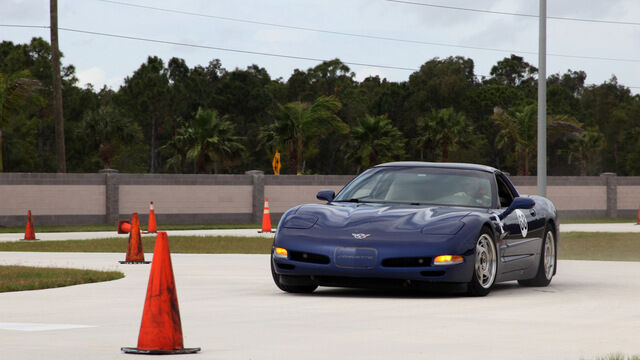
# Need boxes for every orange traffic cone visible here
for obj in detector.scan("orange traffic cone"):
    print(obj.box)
[121,232,201,355]
[22,210,38,241]
[636,206,640,225]
[258,198,274,233]
[146,201,157,233]
[118,213,150,264]
[117,219,132,234]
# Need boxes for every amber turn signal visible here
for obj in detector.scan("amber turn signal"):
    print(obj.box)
[274,247,288,259]
[433,255,464,265]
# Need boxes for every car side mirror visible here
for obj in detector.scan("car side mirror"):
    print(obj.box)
[498,197,535,220]
[316,190,335,202]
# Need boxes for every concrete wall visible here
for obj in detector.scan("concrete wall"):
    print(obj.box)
[0,173,107,226]
[510,175,611,218]
[1,171,639,226]
[265,175,354,214]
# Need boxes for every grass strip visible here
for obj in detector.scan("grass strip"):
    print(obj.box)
[0,265,124,293]
[0,236,273,254]
[587,354,640,360]
[1,233,639,262]
[559,232,640,261]
[561,218,635,224]
[0,223,261,233]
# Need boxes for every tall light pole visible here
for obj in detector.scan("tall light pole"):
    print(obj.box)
[537,0,547,196]
[50,0,66,173]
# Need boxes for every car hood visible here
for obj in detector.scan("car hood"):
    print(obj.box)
[286,202,475,233]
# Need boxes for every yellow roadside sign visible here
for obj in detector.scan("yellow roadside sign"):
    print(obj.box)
[272,150,281,175]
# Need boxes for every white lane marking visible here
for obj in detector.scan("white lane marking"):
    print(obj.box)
[0,322,95,331]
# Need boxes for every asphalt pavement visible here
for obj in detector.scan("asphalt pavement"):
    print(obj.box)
[0,252,639,359]
[1,224,639,359]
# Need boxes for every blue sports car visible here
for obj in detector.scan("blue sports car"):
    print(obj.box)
[271,162,558,296]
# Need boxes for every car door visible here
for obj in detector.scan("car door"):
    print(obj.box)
[495,173,540,278]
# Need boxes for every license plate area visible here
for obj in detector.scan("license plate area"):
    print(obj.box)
[334,247,378,269]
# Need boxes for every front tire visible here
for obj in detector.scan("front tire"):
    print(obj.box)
[270,259,318,294]
[519,225,556,287]
[467,228,498,297]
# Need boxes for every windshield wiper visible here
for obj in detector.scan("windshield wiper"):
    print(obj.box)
[333,198,363,203]
[333,198,393,204]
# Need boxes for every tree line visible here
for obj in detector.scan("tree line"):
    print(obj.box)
[1,37,639,176]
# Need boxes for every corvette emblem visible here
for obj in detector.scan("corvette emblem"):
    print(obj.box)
[514,209,528,238]
[351,233,371,239]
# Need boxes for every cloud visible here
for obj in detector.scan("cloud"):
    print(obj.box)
[76,66,122,89]
[4,0,640,93]
[3,0,48,22]
[353,66,389,82]
[253,29,309,44]
[76,67,106,88]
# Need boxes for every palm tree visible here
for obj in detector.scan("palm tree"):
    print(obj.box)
[161,117,191,173]
[493,104,583,176]
[165,108,245,173]
[0,71,40,172]
[492,105,536,175]
[417,108,471,162]
[261,96,347,174]
[568,128,605,176]
[345,114,405,172]
[78,105,140,169]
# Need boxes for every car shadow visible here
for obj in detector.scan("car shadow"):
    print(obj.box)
[292,282,525,299]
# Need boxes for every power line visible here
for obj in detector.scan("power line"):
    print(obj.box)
[91,0,640,65]
[59,26,419,72]
[1,24,415,71]
[385,0,536,18]
[95,0,541,55]
[3,23,640,89]
[385,0,640,26]
[1,24,49,29]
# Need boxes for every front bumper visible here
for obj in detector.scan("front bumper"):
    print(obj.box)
[272,231,476,284]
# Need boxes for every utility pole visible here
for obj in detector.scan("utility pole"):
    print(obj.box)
[50,0,66,172]
[537,0,546,196]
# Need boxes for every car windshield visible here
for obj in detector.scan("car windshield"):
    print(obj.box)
[334,166,494,208]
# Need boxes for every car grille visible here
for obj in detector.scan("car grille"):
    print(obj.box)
[420,270,445,277]
[275,262,295,270]
[289,251,330,264]
[381,257,432,267]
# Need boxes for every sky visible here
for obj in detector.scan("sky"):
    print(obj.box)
[2,0,640,93]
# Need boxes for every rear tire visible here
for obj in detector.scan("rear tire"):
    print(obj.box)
[467,228,498,297]
[271,259,318,294]
[518,225,556,287]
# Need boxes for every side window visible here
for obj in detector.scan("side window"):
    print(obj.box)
[496,175,514,208]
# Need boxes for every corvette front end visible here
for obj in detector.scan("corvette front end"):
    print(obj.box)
[271,218,478,286]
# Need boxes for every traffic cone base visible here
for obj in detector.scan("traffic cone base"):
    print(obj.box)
[121,347,201,355]
[119,260,151,264]
[121,232,200,355]
[258,198,275,233]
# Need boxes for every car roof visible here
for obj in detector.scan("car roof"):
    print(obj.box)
[374,161,498,173]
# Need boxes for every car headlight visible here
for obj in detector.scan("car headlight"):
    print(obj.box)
[281,215,318,229]
[421,221,465,235]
